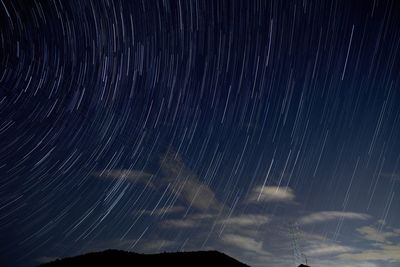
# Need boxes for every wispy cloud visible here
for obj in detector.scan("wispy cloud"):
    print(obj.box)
[221,233,268,255]
[94,169,154,185]
[160,151,222,211]
[310,259,379,267]
[159,211,271,243]
[305,243,354,256]
[95,150,222,212]
[298,231,357,260]
[162,218,200,228]
[298,211,370,225]
[36,256,60,264]
[219,214,271,227]
[248,186,295,203]
[338,244,400,262]
[356,226,400,243]
[140,239,177,252]
[161,213,216,229]
[171,178,220,211]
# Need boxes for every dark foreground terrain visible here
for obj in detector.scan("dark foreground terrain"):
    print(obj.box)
[38,249,251,267]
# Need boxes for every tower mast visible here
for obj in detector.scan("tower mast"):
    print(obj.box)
[290,222,308,266]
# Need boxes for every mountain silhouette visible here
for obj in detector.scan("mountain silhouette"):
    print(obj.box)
[38,249,250,267]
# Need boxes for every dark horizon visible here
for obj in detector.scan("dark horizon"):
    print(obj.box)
[38,249,251,267]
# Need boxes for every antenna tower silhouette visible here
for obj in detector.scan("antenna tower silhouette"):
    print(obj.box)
[290,222,308,266]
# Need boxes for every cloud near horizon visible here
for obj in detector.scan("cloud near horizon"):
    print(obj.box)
[219,214,271,227]
[305,242,354,256]
[356,226,400,243]
[338,244,400,262]
[298,211,370,225]
[221,233,268,255]
[335,225,400,262]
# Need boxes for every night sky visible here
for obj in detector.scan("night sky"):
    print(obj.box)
[1,0,400,266]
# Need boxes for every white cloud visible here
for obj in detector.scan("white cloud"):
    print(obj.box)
[221,234,267,254]
[311,259,379,267]
[357,226,400,243]
[160,212,218,229]
[171,177,220,211]
[96,151,222,212]
[298,211,370,225]
[219,214,271,227]
[338,244,400,262]
[248,186,295,203]
[305,243,354,256]
[159,212,271,241]
[162,218,198,228]
[304,225,400,263]
[160,151,222,211]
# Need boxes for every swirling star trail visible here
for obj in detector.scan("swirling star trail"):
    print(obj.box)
[1,0,400,266]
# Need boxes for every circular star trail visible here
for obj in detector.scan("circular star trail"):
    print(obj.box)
[1,1,400,266]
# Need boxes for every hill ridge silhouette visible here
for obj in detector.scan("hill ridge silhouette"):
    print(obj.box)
[38,249,251,267]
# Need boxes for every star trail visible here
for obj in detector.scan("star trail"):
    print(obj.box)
[1,0,400,266]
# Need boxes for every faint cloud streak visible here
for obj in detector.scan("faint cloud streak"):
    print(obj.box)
[299,211,370,225]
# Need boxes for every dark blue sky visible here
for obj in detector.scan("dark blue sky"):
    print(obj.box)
[1,0,400,266]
